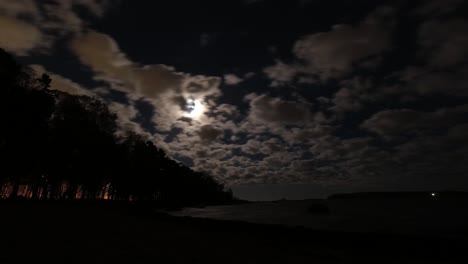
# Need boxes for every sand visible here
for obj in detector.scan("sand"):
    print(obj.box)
[0,201,466,263]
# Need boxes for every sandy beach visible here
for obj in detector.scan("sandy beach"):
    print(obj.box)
[1,201,466,264]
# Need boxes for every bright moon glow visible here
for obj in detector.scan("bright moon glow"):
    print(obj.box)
[185,98,205,119]
[431,192,436,197]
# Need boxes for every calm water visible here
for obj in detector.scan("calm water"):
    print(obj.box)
[168,198,468,239]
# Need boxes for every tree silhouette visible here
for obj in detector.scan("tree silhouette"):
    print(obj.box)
[0,48,233,205]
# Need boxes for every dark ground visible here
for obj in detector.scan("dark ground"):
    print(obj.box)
[0,201,466,263]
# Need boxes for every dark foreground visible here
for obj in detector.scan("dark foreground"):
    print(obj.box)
[0,201,466,263]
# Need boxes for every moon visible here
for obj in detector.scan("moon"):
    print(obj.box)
[185,98,205,119]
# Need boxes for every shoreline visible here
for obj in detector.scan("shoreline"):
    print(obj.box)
[1,201,467,263]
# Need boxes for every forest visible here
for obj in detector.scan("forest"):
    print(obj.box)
[0,48,233,206]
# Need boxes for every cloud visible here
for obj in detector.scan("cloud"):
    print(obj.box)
[28,64,151,139]
[0,16,43,56]
[281,125,334,145]
[263,60,300,86]
[241,139,264,155]
[29,63,152,140]
[293,6,394,79]
[41,0,110,34]
[196,125,224,142]
[315,4,468,116]
[385,7,468,99]
[419,19,468,68]
[361,109,427,138]
[69,31,132,82]
[264,6,395,85]
[416,0,465,17]
[69,31,221,101]
[329,77,377,113]
[245,93,313,126]
[400,67,468,97]
[200,33,211,47]
[183,75,221,97]
[69,31,222,133]
[394,130,468,188]
[224,74,244,85]
[0,0,43,55]
[0,0,110,56]
[223,72,256,86]
[108,102,151,138]
[361,105,468,139]
[4,1,466,189]
[75,0,110,17]
[0,0,40,17]
[30,64,95,96]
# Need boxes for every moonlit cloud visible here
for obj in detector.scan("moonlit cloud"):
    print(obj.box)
[0,16,43,56]
[184,98,205,119]
[0,0,109,55]
[224,74,244,85]
[68,31,222,134]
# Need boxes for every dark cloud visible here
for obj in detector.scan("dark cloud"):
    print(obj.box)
[361,109,427,138]
[419,19,468,68]
[330,77,374,113]
[293,6,394,78]
[264,6,395,84]
[394,131,468,188]
[245,93,313,126]
[416,0,465,17]
[361,105,468,138]
[240,139,264,155]
[399,67,468,97]
[263,60,300,86]
[196,125,224,142]
[199,33,211,47]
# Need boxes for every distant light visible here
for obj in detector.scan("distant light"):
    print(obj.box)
[431,192,436,197]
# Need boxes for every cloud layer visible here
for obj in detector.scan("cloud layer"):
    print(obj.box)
[2,0,467,191]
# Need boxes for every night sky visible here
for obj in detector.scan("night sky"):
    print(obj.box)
[1,0,468,200]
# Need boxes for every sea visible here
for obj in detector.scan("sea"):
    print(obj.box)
[167,195,468,239]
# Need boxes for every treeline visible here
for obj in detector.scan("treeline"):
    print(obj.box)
[0,48,233,206]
